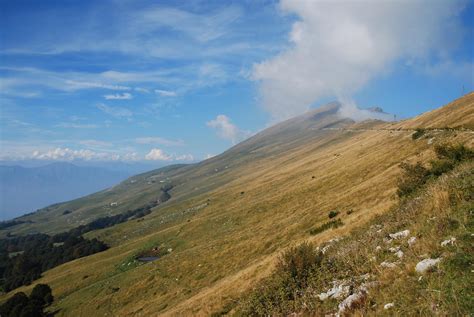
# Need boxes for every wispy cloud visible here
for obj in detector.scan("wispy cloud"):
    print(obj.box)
[97,103,133,119]
[78,139,113,148]
[155,89,177,97]
[135,137,184,146]
[55,122,99,129]
[103,92,133,100]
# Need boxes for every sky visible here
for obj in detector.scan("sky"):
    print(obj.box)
[0,0,473,165]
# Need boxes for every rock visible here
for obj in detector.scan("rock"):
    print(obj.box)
[440,237,456,247]
[407,236,417,246]
[389,230,410,239]
[384,303,395,310]
[415,258,441,273]
[317,280,350,301]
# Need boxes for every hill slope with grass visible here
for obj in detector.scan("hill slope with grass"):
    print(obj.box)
[1,93,473,316]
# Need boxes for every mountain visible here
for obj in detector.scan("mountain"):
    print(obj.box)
[0,93,473,316]
[0,162,130,220]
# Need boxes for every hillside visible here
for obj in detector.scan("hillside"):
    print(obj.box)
[0,93,473,316]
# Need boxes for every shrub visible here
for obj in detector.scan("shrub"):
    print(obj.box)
[309,219,343,235]
[397,144,473,197]
[430,159,454,176]
[397,162,430,197]
[434,144,474,162]
[240,242,323,315]
[328,210,339,218]
[412,128,425,140]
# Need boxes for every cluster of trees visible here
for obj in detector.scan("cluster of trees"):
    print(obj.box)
[0,186,172,292]
[0,284,53,317]
[0,221,27,231]
[0,233,107,292]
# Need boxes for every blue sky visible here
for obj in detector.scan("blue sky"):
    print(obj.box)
[0,0,473,164]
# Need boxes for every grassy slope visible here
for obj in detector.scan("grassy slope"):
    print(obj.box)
[1,93,473,316]
[237,160,473,316]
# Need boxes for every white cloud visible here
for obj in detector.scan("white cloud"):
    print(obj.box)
[135,137,184,146]
[155,89,177,97]
[145,148,173,161]
[31,147,120,161]
[97,103,133,118]
[144,149,194,161]
[104,92,133,100]
[207,114,248,144]
[253,0,467,121]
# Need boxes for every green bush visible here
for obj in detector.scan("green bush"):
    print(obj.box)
[328,210,339,218]
[397,144,473,197]
[434,144,474,162]
[239,242,323,315]
[412,128,425,140]
[309,219,343,235]
[397,162,430,197]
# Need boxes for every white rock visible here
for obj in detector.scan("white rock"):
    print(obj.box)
[415,258,441,273]
[407,236,417,246]
[440,237,456,247]
[338,290,366,315]
[389,246,400,252]
[380,261,397,268]
[395,250,404,258]
[389,230,410,239]
[384,303,395,310]
[375,246,382,251]
[317,281,350,301]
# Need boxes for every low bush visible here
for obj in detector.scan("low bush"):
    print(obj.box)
[309,219,343,235]
[397,144,473,197]
[240,242,323,315]
[412,128,425,140]
[328,210,339,219]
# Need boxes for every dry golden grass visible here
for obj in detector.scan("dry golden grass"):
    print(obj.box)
[1,94,473,316]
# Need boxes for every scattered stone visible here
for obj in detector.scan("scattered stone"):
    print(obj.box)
[317,280,350,301]
[384,303,395,310]
[407,236,417,246]
[440,237,456,247]
[375,246,382,252]
[389,230,410,239]
[415,258,441,274]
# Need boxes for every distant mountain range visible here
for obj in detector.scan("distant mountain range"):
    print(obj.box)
[0,162,130,220]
